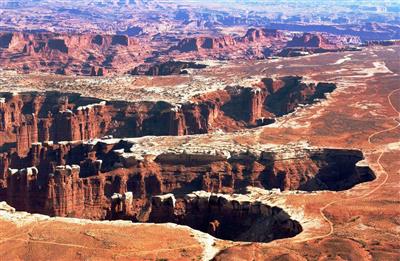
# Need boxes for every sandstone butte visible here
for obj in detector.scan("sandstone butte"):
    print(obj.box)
[0,44,399,261]
[0,29,361,76]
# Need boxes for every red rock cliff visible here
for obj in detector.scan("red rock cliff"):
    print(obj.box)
[0,140,375,220]
[0,32,141,75]
[0,77,336,157]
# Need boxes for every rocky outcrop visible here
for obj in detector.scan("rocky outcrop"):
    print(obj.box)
[0,77,336,156]
[6,167,40,213]
[0,139,375,220]
[0,32,141,75]
[241,28,285,43]
[0,76,341,222]
[0,115,377,240]
[0,29,361,75]
[174,36,237,52]
[281,32,361,56]
[0,92,185,155]
[0,92,113,155]
[172,28,288,56]
[209,76,335,125]
[287,33,334,49]
[286,33,361,51]
[220,87,268,124]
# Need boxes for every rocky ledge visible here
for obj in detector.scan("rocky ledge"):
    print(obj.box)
[0,75,336,156]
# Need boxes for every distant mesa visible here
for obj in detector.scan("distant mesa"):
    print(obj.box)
[0,32,139,75]
[172,28,285,53]
[242,28,285,43]
[0,29,362,76]
[287,32,336,49]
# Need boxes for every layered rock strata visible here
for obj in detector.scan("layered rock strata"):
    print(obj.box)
[0,29,361,75]
[0,76,336,156]
[0,139,375,222]
[0,32,143,75]
[278,32,361,56]
[173,29,286,53]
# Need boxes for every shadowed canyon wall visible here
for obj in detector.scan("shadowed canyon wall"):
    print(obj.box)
[0,139,375,222]
[149,192,303,242]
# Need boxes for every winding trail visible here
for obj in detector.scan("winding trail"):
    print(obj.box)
[295,87,400,243]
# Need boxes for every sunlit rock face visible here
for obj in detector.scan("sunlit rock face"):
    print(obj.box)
[0,77,335,156]
[0,136,374,220]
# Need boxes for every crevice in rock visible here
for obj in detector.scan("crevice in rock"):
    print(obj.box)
[146,192,302,242]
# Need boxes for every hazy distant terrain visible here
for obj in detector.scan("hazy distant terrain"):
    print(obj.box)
[0,0,399,40]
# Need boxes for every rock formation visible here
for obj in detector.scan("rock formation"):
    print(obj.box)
[172,28,288,57]
[0,74,374,242]
[287,33,336,49]
[0,28,361,75]
[279,32,361,56]
[174,36,238,52]
[0,77,336,156]
[0,32,143,75]
[241,28,285,43]
[0,138,375,223]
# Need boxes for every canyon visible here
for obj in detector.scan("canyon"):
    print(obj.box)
[0,76,336,156]
[0,74,375,243]
[0,1,399,260]
[0,136,375,242]
[0,42,398,260]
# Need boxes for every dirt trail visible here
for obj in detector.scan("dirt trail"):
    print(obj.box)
[294,87,400,243]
